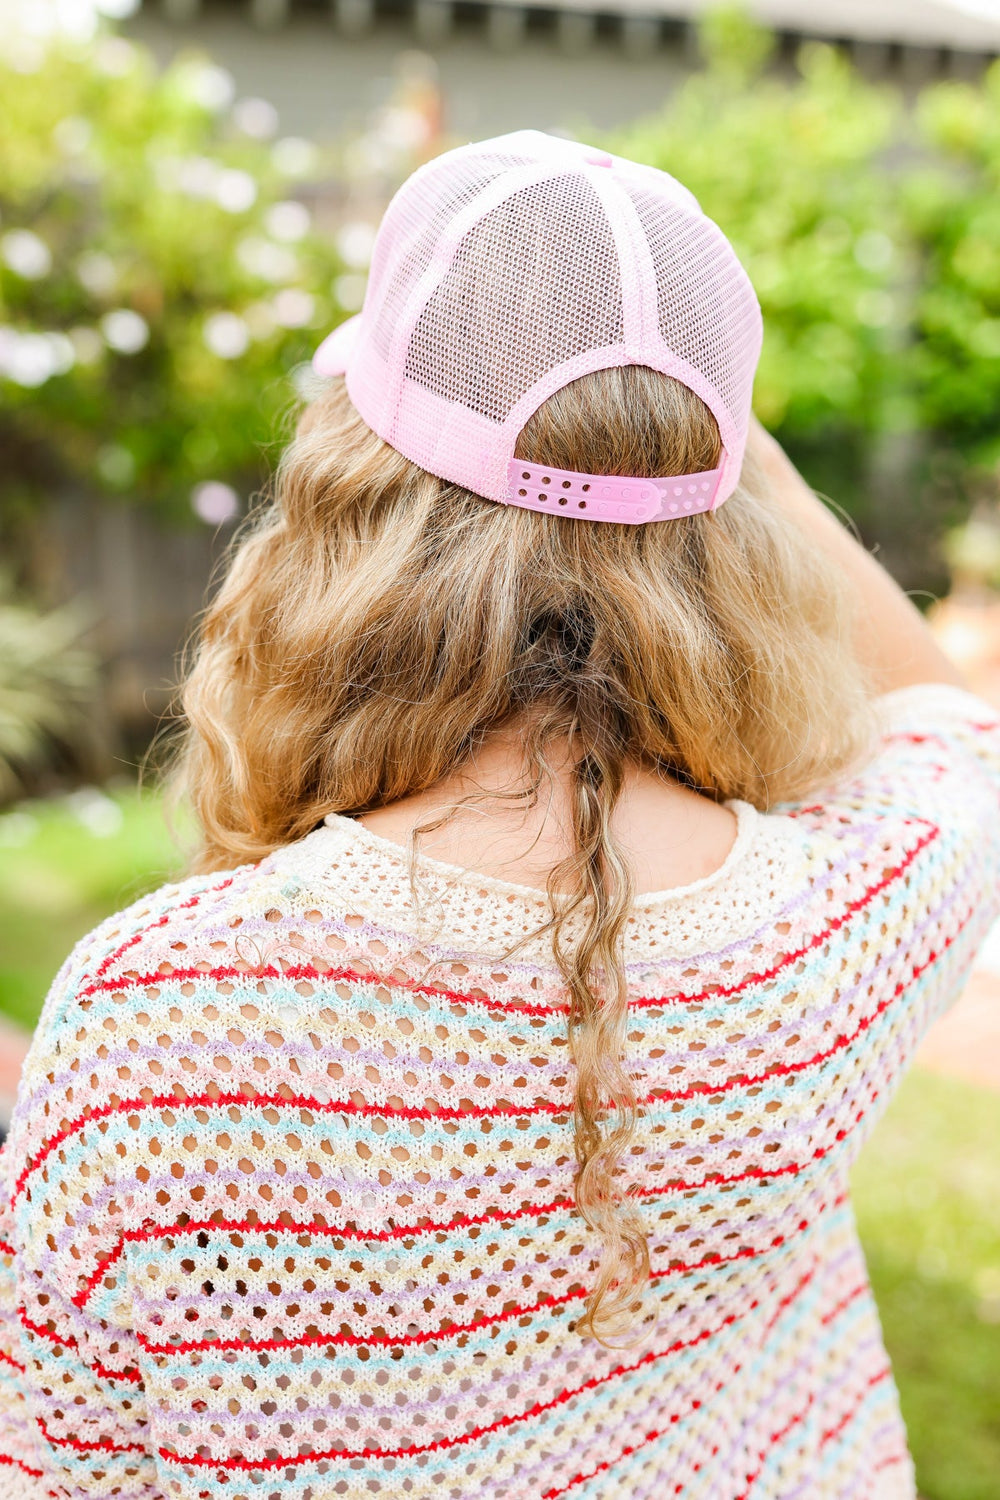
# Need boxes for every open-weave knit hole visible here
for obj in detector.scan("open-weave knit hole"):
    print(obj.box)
[0,682,997,1498]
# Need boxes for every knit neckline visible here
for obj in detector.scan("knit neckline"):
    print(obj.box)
[319,797,759,910]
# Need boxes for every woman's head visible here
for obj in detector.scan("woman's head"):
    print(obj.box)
[170,364,876,1343]
[178,365,872,856]
[313,129,763,515]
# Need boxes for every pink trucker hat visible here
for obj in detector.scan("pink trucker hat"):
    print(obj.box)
[313,129,763,525]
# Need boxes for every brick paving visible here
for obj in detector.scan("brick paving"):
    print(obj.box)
[909,594,1000,1092]
[0,1017,26,1129]
[916,968,1000,1091]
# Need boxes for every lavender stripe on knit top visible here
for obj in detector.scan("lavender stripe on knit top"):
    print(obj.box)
[0,680,998,1499]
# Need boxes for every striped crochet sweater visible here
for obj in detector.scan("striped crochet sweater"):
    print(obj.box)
[1,681,998,1500]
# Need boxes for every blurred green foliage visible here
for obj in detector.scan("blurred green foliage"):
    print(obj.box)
[853,1069,1000,1500]
[615,10,1000,557]
[0,31,345,523]
[908,71,1000,473]
[0,578,97,802]
[4,8,1000,569]
[618,28,904,440]
[0,784,185,1027]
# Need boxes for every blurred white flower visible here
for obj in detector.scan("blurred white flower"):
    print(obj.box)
[334,273,367,313]
[336,221,376,270]
[96,0,141,17]
[68,326,104,364]
[233,97,279,140]
[6,37,46,72]
[855,290,895,329]
[178,61,236,112]
[0,810,38,849]
[266,200,311,242]
[64,786,125,837]
[96,443,136,486]
[45,331,75,372]
[172,155,257,211]
[53,115,93,155]
[236,236,297,283]
[203,311,250,358]
[215,169,258,214]
[2,229,52,280]
[272,288,315,328]
[76,250,117,297]
[244,300,278,340]
[271,137,318,179]
[854,231,894,273]
[101,308,149,353]
[5,0,97,46]
[94,37,137,76]
[0,328,74,386]
[177,156,219,198]
[191,481,240,525]
[0,329,40,385]
[379,106,431,154]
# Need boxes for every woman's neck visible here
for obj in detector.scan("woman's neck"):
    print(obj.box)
[356,729,739,896]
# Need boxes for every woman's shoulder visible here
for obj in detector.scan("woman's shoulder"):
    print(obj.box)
[20,854,281,1069]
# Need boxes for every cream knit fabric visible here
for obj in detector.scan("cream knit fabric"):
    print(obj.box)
[0,681,998,1499]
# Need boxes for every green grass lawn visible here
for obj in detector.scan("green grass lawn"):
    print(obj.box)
[852,1071,1000,1500]
[0,787,998,1496]
[0,784,186,1028]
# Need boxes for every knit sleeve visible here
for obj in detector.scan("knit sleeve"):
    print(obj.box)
[774,679,1000,1034]
[0,921,160,1498]
[0,1148,47,1498]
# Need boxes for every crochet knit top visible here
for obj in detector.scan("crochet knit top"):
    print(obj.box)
[1,681,999,1500]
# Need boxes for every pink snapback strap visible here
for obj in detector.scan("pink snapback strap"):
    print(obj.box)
[502,459,724,524]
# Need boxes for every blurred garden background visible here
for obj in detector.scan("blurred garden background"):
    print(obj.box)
[2,0,1000,1493]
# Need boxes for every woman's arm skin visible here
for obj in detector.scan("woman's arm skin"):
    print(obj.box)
[747,415,970,695]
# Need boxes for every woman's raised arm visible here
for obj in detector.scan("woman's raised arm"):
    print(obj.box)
[747,414,969,696]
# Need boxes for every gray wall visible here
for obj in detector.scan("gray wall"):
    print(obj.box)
[127,10,696,142]
[125,2,987,148]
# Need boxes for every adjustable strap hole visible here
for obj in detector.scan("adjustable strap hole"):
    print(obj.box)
[521,471,530,480]
[561,480,571,489]
[581,483,590,492]
[518,489,527,497]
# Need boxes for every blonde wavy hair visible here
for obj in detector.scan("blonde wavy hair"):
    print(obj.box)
[168,365,876,1343]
